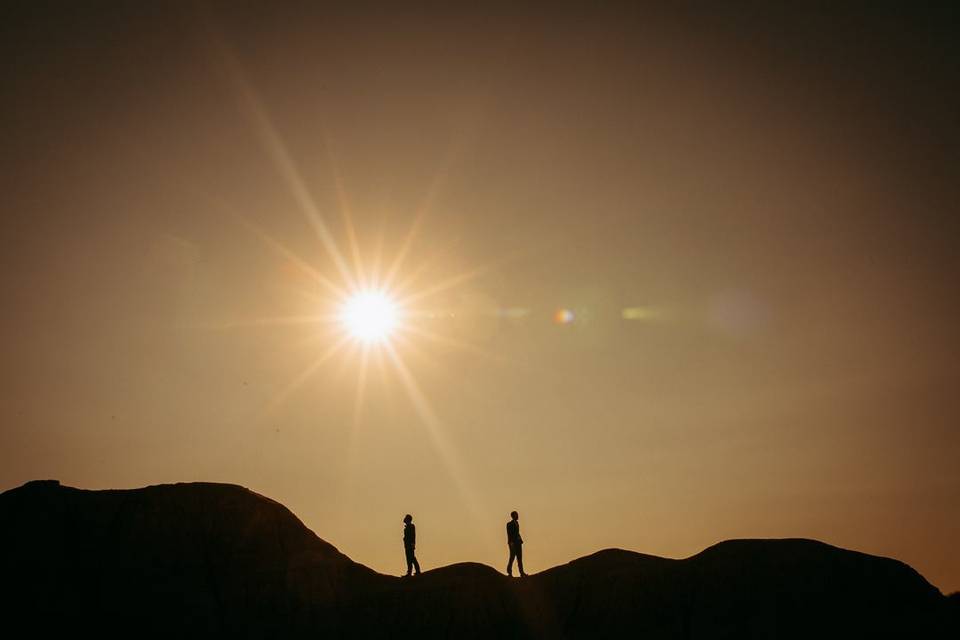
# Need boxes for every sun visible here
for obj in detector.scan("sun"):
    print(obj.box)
[339,291,399,343]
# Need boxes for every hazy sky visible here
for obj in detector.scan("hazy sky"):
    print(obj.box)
[2,2,958,592]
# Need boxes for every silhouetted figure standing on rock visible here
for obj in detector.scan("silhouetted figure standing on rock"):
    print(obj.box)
[403,514,421,576]
[506,510,526,577]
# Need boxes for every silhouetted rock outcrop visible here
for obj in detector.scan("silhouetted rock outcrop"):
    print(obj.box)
[1,480,955,638]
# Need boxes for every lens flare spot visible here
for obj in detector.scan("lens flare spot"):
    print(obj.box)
[622,306,660,320]
[554,308,575,325]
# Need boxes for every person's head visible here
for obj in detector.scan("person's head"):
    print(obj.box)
[404,514,413,524]
[510,510,519,521]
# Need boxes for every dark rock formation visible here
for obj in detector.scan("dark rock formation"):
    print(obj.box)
[1,480,955,638]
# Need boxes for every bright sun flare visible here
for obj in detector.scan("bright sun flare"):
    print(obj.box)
[340,291,399,343]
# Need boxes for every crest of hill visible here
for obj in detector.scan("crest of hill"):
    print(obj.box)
[1,480,955,639]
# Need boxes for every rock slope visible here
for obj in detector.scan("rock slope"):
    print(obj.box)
[1,480,954,638]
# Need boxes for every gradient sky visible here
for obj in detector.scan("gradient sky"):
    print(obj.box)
[2,2,958,592]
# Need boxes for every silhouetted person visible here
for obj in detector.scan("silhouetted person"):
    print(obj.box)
[403,514,421,576]
[506,510,526,577]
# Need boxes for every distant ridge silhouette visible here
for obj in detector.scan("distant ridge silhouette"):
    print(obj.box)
[1,480,955,638]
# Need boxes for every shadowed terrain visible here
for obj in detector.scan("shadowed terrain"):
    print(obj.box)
[1,480,955,638]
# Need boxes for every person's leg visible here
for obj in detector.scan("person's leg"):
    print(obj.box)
[517,545,526,576]
[405,546,414,576]
[507,546,516,576]
[412,552,421,575]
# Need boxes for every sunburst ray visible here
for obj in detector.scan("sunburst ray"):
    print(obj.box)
[186,314,332,331]
[259,335,351,418]
[397,262,495,307]
[220,45,357,292]
[401,324,515,366]
[389,237,464,300]
[330,161,368,291]
[238,217,346,299]
[382,341,496,555]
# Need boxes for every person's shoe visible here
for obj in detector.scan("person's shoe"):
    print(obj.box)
[520,572,528,577]
[507,571,513,577]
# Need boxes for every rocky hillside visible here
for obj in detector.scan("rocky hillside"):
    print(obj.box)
[1,480,954,638]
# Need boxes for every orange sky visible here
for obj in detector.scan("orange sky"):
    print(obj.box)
[2,3,958,592]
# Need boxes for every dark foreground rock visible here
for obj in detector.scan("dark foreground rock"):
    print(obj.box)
[1,480,955,638]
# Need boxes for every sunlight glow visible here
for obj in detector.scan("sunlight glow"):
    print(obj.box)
[340,291,399,343]
[222,51,504,551]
